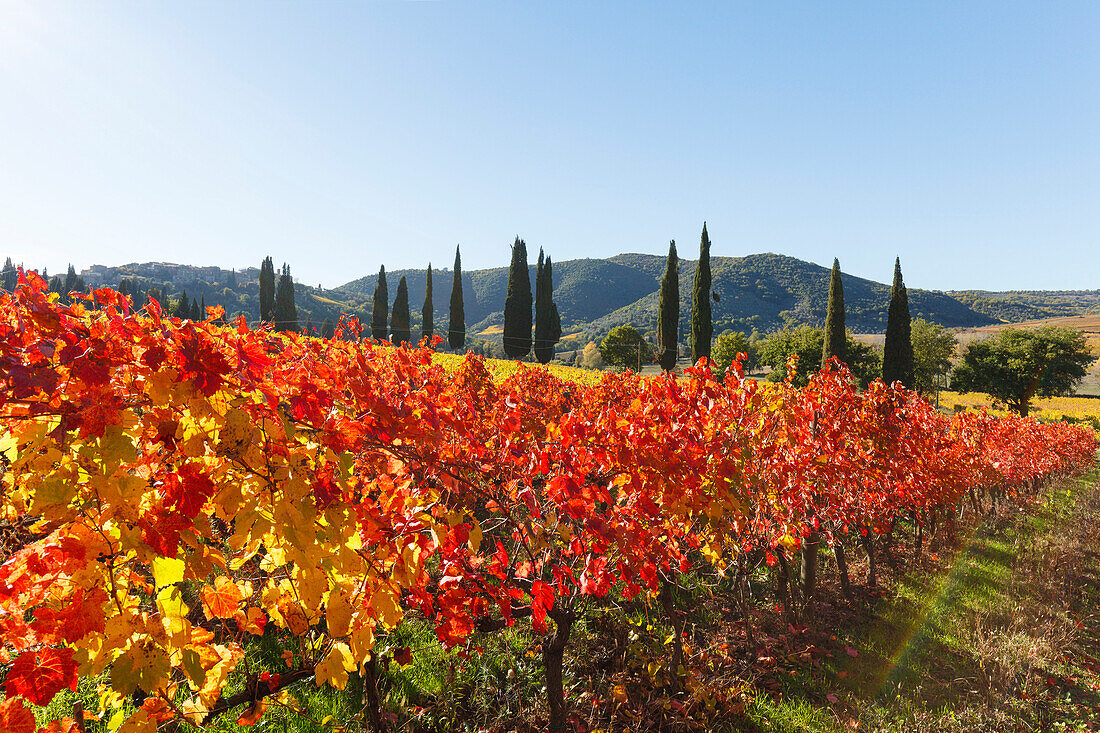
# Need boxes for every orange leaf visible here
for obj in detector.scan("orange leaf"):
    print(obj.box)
[236,700,267,726]
[0,698,35,733]
[202,576,244,620]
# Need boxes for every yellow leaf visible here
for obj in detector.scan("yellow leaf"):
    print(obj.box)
[371,584,402,629]
[326,587,353,638]
[278,599,311,637]
[314,643,355,690]
[467,520,482,553]
[348,622,376,663]
[153,556,185,589]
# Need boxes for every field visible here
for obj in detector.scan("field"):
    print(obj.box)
[939,390,1100,425]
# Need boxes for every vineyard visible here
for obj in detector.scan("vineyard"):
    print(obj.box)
[0,272,1096,732]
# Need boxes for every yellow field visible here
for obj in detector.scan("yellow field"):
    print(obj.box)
[939,390,1100,423]
[476,324,504,336]
[430,352,602,385]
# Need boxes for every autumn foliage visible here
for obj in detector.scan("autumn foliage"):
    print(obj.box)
[0,272,1095,731]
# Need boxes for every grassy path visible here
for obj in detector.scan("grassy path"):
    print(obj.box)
[749,469,1100,732]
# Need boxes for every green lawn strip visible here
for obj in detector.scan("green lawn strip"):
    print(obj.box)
[741,469,1100,732]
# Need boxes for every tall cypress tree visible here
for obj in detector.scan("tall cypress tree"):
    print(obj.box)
[275,263,298,332]
[502,237,532,359]
[421,264,434,344]
[199,294,206,321]
[882,257,914,387]
[690,223,713,363]
[64,264,78,295]
[448,246,465,351]
[2,257,17,292]
[190,298,201,321]
[533,249,561,364]
[259,257,276,322]
[547,256,563,356]
[390,276,411,345]
[371,266,388,341]
[322,318,336,339]
[657,240,679,372]
[821,258,846,367]
[173,289,188,319]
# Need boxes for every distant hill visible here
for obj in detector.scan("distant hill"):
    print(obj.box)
[78,262,372,330]
[65,255,1081,354]
[335,252,997,344]
[948,290,1100,324]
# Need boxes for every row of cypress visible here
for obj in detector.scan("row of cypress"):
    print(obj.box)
[503,238,562,364]
[655,225,914,390]
[369,246,467,349]
[656,223,715,369]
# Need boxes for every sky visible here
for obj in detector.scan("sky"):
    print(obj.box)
[1,1,1097,291]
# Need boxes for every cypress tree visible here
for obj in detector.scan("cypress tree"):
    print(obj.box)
[190,298,201,321]
[322,318,336,339]
[448,246,465,351]
[259,257,276,322]
[199,294,206,321]
[502,237,532,359]
[548,257,561,355]
[657,240,679,372]
[821,258,846,366]
[174,289,189,319]
[64,264,78,295]
[390,276,411,345]
[882,257,915,387]
[371,266,388,341]
[421,264,434,344]
[690,223,713,363]
[275,263,298,332]
[533,250,561,364]
[2,257,16,292]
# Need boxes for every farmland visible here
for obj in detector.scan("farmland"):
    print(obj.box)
[1,280,1097,733]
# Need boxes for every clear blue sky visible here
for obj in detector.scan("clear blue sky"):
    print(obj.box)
[1,1,1097,291]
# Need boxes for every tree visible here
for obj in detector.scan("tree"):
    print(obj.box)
[503,237,533,359]
[882,257,914,387]
[371,266,388,341]
[421,264,434,344]
[911,319,957,396]
[259,257,276,322]
[533,251,562,364]
[199,295,206,321]
[173,289,189,319]
[579,342,604,370]
[712,331,754,380]
[690,224,712,363]
[274,264,298,332]
[951,327,1093,416]
[449,246,465,351]
[821,258,846,367]
[64,265,78,296]
[322,318,336,339]
[2,257,17,292]
[657,241,679,372]
[760,326,880,388]
[190,298,201,322]
[390,276,411,346]
[599,325,653,372]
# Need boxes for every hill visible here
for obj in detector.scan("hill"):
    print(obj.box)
[77,262,373,330]
[61,254,1002,350]
[948,289,1100,323]
[338,252,996,345]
